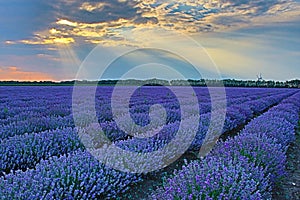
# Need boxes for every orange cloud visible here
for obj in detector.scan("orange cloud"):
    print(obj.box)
[0,66,55,81]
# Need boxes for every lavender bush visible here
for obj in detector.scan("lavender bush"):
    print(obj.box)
[150,155,271,200]
[0,150,142,199]
[0,86,298,199]
[151,91,299,199]
[0,115,74,140]
[0,128,84,176]
[211,132,286,183]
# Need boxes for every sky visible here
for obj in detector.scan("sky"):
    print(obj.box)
[0,0,300,81]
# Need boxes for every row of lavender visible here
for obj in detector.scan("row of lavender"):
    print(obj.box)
[0,87,287,140]
[0,88,295,176]
[0,86,290,176]
[0,87,74,139]
[113,89,295,155]
[150,91,300,199]
[0,87,298,199]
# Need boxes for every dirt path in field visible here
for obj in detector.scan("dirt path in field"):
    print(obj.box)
[273,119,300,200]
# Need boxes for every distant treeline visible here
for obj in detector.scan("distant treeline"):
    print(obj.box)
[0,79,299,88]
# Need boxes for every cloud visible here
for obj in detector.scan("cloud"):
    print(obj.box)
[3,0,299,47]
[79,2,108,12]
[36,53,61,62]
[49,0,138,23]
[56,19,78,27]
[193,22,300,81]
[0,53,70,81]
[1,0,299,82]
[0,66,55,81]
[4,41,16,45]
[20,37,75,45]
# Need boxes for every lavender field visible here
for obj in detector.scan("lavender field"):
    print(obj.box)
[0,86,299,199]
